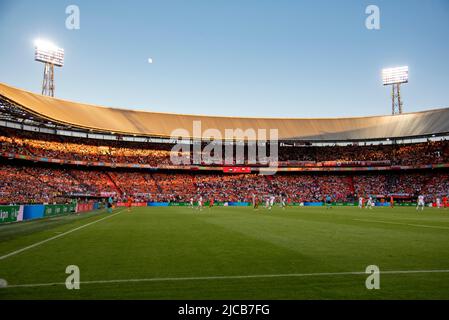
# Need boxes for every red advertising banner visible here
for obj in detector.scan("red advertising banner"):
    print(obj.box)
[117,202,147,207]
[76,203,94,213]
[223,167,251,173]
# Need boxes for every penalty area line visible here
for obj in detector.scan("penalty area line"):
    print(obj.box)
[3,269,449,289]
[0,209,124,261]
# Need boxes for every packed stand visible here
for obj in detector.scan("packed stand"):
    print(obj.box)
[1,162,449,205]
[2,128,449,167]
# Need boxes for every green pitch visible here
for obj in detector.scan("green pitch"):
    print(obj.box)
[1,206,449,299]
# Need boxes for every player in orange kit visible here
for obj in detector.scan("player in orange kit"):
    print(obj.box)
[209,197,214,210]
[127,196,133,212]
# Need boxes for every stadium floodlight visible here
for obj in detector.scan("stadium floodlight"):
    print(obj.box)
[382,66,408,86]
[382,66,409,115]
[34,38,65,97]
[34,39,64,66]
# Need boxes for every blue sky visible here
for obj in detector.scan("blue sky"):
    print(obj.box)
[0,0,448,117]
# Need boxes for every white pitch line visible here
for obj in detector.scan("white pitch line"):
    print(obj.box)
[3,269,449,289]
[0,210,124,261]
[353,218,449,230]
[375,216,449,223]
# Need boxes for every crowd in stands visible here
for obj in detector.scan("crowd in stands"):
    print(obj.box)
[1,162,448,205]
[1,128,449,167]
[0,128,179,166]
[1,127,449,205]
[353,175,388,198]
[278,141,449,166]
[0,165,71,204]
[111,171,159,198]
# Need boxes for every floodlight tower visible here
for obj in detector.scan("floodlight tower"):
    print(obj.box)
[34,39,64,97]
[382,66,409,115]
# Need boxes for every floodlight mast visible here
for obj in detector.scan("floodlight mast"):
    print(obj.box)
[392,83,402,114]
[41,63,55,97]
[382,66,408,115]
[34,39,64,97]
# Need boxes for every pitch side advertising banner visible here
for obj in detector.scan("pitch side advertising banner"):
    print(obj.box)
[168,202,189,206]
[44,204,76,217]
[147,202,169,207]
[76,202,95,213]
[0,205,24,224]
[117,202,147,207]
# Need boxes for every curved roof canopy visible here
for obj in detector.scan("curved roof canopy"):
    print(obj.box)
[1,82,449,141]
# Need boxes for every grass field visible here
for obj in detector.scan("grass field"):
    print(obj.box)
[1,205,449,299]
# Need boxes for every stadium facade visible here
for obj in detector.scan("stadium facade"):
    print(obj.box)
[1,82,449,213]
[1,82,449,142]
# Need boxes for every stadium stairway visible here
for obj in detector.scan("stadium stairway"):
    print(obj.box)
[147,174,163,193]
[106,172,123,196]
[347,176,355,194]
[264,175,275,193]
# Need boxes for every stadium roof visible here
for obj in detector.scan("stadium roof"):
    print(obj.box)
[1,82,449,141]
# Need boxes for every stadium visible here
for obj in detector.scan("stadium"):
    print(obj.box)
[1,81,449,299]
[1,1,449,303]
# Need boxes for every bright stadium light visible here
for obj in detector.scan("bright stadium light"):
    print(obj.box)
[382,66,409,115]
[35,39,58,52]
[34,38,65,97]
[34,39,64,67]
[382,66,408,86]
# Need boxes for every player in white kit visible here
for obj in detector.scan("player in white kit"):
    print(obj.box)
[366,196,373,209]
[416,195,425,211]
[436,197,442,209]
[197,196,203,211]
[269,196,275,210]
[280,195,286,210]
[189,197,194,208]
[358,197,364,209]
